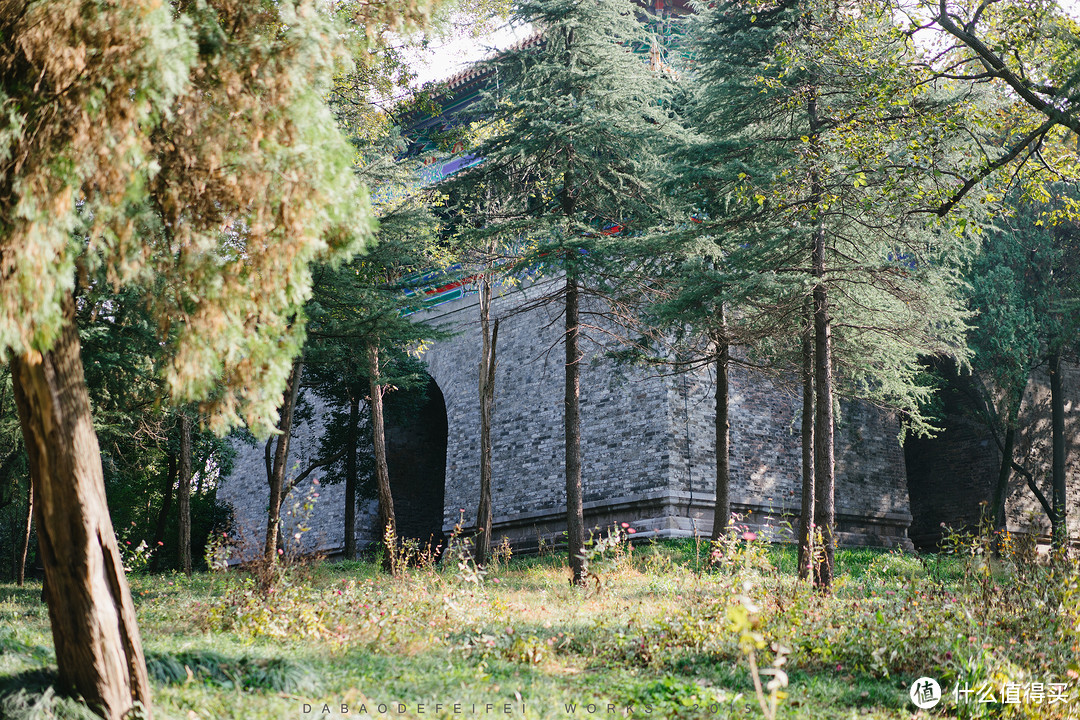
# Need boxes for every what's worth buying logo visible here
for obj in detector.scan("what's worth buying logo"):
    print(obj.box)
[910,677,942,709]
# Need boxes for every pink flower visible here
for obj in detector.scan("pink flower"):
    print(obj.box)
[741,531,757,542]
[627,528,637,534]
[157,541,164,546]
[277,548,284,555]
[620,522,630,529]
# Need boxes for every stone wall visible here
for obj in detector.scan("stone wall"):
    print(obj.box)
[664,359,911,546]
[904,361,1080,549]
[419,277,681,548]
[217,275,918,557]
[216,393,381,560]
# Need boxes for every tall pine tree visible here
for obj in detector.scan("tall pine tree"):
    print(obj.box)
[446,0,675,584]
[680,0,978,589]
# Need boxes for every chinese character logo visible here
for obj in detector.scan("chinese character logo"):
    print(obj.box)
[910,677,942,709]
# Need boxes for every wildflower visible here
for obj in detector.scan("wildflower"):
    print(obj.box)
[620,522,630,529]
[313,479,320,485]
[741,531,757,542]
[157,541,164,546]
[627,528,637,534]
[294,533,302,541]
[278,548,284,555]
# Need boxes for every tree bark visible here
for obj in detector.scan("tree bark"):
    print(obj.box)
[150,450,176,572]
[178,412,192,576]
[368,343,396,573]
[811,224,836,592]
[10,306,153,720]
[990,415,1017,535]
[264,360,303,563]
[565,274,585,586]
[17,480,32,587]
[475,274,499,567]
[1049,350,1067,551]
[807,83,836,593]
[344,393,359,560]
[710,314,730,542]
[797,297,815,581]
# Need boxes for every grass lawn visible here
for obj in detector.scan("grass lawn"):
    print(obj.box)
[1,533,1078,719]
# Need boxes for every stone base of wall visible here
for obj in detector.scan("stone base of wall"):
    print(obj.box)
[468,490,914,553]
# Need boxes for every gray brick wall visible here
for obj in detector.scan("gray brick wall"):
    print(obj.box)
[218,274,917,556]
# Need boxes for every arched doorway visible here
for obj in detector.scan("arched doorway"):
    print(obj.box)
[904,359,999,549]
[384,374,448,547]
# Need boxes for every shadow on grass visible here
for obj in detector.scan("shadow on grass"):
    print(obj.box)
[0,668,102,720]
[0,584,44,606]
[146,648,320,694]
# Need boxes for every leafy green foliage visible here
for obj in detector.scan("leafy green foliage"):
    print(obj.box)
[446,0,676,271]
[669,0,981,435]
[1,0,378,436]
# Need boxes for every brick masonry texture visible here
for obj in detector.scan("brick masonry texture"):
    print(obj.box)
[217,393,380,559]
[906,362,1080,549]
[218,276,917,556]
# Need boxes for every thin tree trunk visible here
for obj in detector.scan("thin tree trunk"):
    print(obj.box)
[710,313,730,542]
[150,450,176,572]
[1049,350,1067,551]
[178,413,192,576]
[476,275,499,566]
[10,305,152,719]
[264,360,303,563]
[368,343,396,573]
[797,297,815,581]
[565,274,585,586]
[811,226,836,592]
[344,394,359,560]
[808,85,836,593]
[17,481,32,587]
[990,415,1017,535]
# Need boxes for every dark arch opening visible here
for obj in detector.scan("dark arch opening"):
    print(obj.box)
[385,374,448,547]
[904,358,999,550]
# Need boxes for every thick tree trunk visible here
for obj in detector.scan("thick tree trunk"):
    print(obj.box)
[797,298,815,582]
[811,234,836,591]
[264,360,303,563]
[710,315,730,542]
[17,481,32,587]
[344,393,359,560]
[565,275,585,586]
[1049,350,1067,551]
[368,343,396,573]
[10,308,153,720]
[178,413,192,576]
[475,275,499,567]
[150,450,176,572]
